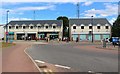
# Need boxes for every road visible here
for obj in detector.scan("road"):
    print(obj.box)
[26,42,118,72]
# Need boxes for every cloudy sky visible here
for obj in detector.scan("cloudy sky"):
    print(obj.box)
[0,0,119,25]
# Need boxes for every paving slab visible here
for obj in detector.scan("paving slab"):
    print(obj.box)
[2,42,39,72]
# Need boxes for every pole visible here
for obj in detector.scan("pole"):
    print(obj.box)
[77,2,80,19]
[6,10,9,43]
[91,16,94,43]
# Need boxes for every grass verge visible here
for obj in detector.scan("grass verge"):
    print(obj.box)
[1,42,16,48]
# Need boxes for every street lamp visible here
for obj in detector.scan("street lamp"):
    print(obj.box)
[91,16,94,43]
[6,10,9,43]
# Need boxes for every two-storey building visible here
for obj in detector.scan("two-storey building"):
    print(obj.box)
[69,18,111,41]
[0,25,4,39]
[5,20,63,40]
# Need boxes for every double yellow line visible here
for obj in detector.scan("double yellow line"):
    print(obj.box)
[43,69,55,74]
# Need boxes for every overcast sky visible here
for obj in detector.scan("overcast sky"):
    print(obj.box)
[0,0,119,25]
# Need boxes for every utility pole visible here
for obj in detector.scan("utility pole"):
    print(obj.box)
[77,2,80,19]
[6,10,9,43]
[91,16,94,43]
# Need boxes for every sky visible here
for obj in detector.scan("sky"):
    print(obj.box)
[0,0,119,25]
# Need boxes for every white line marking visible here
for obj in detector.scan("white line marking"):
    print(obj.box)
[55,64,71,69]
[44,69,48,72]
[49,69,53,72]
[35,60,45,64]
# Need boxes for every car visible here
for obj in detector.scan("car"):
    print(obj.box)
[62,37,68,41]
[112,37,120,46]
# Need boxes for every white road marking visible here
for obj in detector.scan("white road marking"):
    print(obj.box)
[55,64,71,69]
[44,69,48,72]
[48,69,53,72]
[35,60,45,64]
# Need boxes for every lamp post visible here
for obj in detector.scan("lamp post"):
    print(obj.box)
[91,16,94,43]
[6,10,9,43]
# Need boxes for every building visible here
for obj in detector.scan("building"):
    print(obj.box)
[5,20,63,40]
[69,18,111,41]
[0,25,4,39]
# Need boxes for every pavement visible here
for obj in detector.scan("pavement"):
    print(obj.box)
[2,42,40,72]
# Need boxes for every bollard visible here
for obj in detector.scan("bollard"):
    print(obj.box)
[103,39,106,48]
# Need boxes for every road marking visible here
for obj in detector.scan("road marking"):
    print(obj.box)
[35,60,45,64]
[48,69,53,72]
[48,70,55,74]
[43,69,49,74]
[43,69,54,74]
[55,64,71,69]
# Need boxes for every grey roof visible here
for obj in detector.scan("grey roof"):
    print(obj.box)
[69,18,111,26]
[8,20,63,26]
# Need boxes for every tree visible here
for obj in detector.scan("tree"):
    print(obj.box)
[112,15,120,37]
[57,16,69,38]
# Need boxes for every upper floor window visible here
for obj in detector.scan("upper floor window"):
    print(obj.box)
[81,26,84,29]
[23,26,26,29]
[53,26,56,29]
[97,26,100,29]
[45,26,48,29]
[89,26,92,29]
[73,26,76,29]
[105,26,109,29]
[9,26,11,29]
[38,26,41,29]
[16,26,18,29]
[30,26,33,29]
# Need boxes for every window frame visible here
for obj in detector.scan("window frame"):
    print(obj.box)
[73,26,76,29]
[97,26,100,29]
[16,26,19,29]
[23,26,26,29]
[105,26,109,29]
[9,26,11,29]
[81,26,84,29]
[89,26,92,29]
[53,26,56,29]
[45,26,49,29]
[30,26,33,29]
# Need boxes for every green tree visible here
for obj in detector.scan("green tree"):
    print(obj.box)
[112,15,120,37]
[57,16,69,38]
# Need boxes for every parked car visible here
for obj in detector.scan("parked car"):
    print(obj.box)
[112,37,120,45]
[62,37,68,41]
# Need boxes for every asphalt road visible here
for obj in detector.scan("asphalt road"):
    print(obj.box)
[26,42,118,72]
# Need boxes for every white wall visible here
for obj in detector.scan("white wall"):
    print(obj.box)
[0,25,4,39]
[71,25,111,35]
